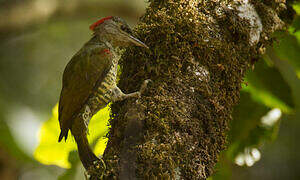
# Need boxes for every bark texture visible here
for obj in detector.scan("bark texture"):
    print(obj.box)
[89,0,296,179]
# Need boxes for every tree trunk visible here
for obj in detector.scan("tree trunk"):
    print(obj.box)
[89,0,296,179]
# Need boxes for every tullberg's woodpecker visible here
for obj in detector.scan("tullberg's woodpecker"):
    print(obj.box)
[58,16,150,170]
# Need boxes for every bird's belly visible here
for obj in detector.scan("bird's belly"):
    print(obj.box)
[79,66,117,123]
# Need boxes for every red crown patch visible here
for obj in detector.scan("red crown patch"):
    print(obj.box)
[89,16,113,31]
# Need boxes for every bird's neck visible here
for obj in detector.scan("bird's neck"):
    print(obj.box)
[90,35,118,53]
[88,35,120,65]
[90,35,115,48]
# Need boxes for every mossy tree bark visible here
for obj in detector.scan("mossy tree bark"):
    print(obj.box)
[89,0,296,179]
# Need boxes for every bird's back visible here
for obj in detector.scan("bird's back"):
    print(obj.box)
[58,38,113,141]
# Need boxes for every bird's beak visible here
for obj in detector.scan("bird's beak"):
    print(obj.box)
[128,35,149,49]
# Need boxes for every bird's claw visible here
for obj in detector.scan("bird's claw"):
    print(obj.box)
[85,159,106,179]
[139,79,152,95]
[93,159,106,170]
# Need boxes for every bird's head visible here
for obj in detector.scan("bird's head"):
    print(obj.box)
[90,16,148,49]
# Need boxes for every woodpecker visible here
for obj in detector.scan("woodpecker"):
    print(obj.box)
[58,16,149,170]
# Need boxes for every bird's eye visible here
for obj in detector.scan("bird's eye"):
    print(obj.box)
[120,25,132,34]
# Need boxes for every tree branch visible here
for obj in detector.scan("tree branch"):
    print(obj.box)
[89,0,296,179]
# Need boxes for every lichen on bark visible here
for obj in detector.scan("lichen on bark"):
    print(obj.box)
[88,0,296,179]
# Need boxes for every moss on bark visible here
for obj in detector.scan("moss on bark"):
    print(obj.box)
[89,0,296,179]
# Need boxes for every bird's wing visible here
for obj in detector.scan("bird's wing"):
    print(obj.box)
[58,45,112,141]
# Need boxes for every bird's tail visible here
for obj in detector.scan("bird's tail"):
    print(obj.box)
[58,129,68,142]
[73,132,99,169]
[70,120,99,169]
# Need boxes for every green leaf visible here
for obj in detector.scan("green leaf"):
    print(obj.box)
[243,60,294,113]
[34,104,110,168]
[227,92,270,159]
[273,31,300,79]
[212,92,280,179]
[293,2,300,15]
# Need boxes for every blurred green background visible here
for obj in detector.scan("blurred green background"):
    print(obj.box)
[0,0,299,179]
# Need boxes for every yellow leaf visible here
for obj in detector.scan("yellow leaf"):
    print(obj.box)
[34,104,110,168]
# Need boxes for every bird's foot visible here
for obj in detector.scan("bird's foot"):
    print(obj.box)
[138,79,152,97]
[85,159,106,180]
[111,79,152,102]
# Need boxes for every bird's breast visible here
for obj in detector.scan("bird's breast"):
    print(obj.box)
[86,60,118,114]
